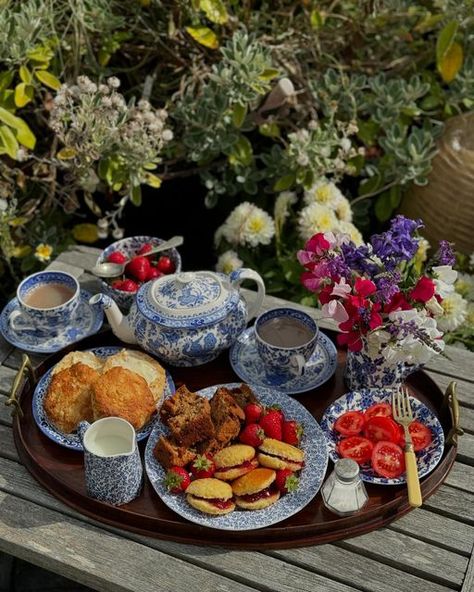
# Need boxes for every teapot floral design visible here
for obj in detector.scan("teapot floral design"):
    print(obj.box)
[90,269,265,366]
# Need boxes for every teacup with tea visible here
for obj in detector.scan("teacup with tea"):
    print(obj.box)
[255,307,319,378]
[9,271,80,335]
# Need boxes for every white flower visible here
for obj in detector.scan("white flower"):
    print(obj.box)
[340,138,352,152]
[303,178,344,207]
[219,202,275,248]
[336,221,363,245]
[437,293,468,332]
[0,198,7,211]
[455,272,474,301]
[162,129,173,141]
[425,296,444,316]
[216,250,243,274]
[366,329,391,358]
[298,202,338,240]
[274,191,297,232]
[108,76,121,89]
[112,227,124,239]
[433,265,458,298]
[334,196,353,222]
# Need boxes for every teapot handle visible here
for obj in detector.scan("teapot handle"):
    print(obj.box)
[230,269,266,322]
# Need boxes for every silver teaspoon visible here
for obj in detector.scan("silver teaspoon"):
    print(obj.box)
[91,235,184,278]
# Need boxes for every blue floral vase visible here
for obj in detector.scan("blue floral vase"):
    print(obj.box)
[344,342,417,391]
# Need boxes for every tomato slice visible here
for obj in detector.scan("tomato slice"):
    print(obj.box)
[408,421,432,451]
[334,411,365,436]
[364,402,392,420]
[363,416,399,443]
[372,441,405,478]
[338,436,374,464]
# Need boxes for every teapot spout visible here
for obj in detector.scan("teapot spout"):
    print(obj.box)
[89,293,137,344]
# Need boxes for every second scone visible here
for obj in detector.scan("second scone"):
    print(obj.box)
[92,366,156,429]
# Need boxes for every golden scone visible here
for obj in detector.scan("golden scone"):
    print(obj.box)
[257,438,305,471]
[51,351,103,375]
[213,444,258,481]
[44,362,99,433]
[232,468,280,510]
[92,366,156,429]
[186,478,235,515]
[102,349,166,404]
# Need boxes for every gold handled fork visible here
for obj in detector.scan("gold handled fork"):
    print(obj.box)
[392,388,422,508]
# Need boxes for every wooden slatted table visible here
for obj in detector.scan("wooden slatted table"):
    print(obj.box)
[0,244,473,592]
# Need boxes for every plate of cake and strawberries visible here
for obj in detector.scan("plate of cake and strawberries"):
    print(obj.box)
[144,382,328,530]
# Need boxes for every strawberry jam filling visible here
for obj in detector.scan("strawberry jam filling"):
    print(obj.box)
[238,485,277,503]
[193,495,234,509]
[260,451,304,468]
[218,458,257,472]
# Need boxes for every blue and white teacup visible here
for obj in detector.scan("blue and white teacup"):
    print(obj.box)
[9,271,80,335]
[78,417,143,506]
[255,307,319,378]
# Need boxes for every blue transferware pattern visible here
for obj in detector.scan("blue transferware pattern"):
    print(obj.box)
[11,271,80,334]
[78,420,143,505]
[320,388,445,485]
[345,347,418,390]
[255,308,319,377]
[145,383,329,531]
[0,290,103,354]
[98,235,182,311]
[93,268,266,367]
[32,346,175,450]
[230,327,337,395]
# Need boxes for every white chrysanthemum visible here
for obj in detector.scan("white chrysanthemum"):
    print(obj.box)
[437,293,468,332]
[274,191,297,232]
[334,196,353,222]
[298,202,338,240]
[303,178,344,207]
[336,221,363,245]
[215,250,243,274]
[220,202,275,248]
[455,272,474,301]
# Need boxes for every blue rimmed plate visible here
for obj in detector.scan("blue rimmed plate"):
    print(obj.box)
[0,289,103,354]
[145,382,328,531]
[32,346,175,451]
[229,327,337,395]
[320,388,445,485]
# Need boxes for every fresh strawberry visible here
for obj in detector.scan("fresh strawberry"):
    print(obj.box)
[259,410,283,440]
[111,279,139,292]
[267,404,285,422]
[275,469,299,494]
[282,419,304,446]
[164,466,190,493]
[190,454,216,479]
[147,266,163,281]
[107,251,126,264]
[137,242,153,255]
[244,403,263,425]
[156,255,176,274]
[125,256,151,282]
[239,423,265,447]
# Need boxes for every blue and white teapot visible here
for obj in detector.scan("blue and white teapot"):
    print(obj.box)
[90,269,265,366]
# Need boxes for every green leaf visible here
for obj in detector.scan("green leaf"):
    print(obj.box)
[358,174,382,196]
[438,42,463,83]
[14,83,34,108]
[185,26,219,49]
[259,68,279,81]
[0,124,19,158]
[232,103,247,128]
[98,50,111,67]
[57,147,77,160]
[389,185,402,209]
[436,21,458,63]
[35,69,61,90]
[273,173,296,192]
[26,46,53,64]
[130,185,142,206]
[310,9,325,29]
[259,122,280,137]
[199,0,228,24]
[227,135,253,166]
[19,65,32,84]
[0,107,36,149]
[357,120,380,146]
[0,71,14,93]
[143,162,157,170]
[144,172,162,188]
[375,192,393,222]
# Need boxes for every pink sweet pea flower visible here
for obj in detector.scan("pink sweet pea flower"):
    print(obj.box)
[410,276,436,303]
[322,300,349,323]
[331,277,352,299]
[354,277,377,297]
[305,233,331,255]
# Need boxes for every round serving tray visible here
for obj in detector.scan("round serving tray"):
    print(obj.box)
[10,330,458,549]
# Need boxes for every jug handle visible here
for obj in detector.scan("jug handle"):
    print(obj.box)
[230,269,266,322]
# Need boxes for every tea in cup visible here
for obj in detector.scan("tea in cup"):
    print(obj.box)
[78,417,143,506]
[9,271,80,335]
[255,307,319,377]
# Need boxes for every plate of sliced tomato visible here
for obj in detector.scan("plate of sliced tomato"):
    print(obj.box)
[320,388,445,485]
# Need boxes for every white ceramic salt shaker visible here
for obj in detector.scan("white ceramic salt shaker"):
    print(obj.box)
[321,458,369,516]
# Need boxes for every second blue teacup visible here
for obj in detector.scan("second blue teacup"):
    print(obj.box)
[255,307,319,377]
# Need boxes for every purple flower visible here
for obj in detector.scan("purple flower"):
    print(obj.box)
[374,271,401,303]
[371,216,423,266]
[436,240,455,266]
[341,242,379,276]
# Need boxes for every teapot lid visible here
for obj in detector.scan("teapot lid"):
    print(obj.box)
[136,271,240,328]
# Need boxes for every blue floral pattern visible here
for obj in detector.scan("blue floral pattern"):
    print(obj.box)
[320,388,445,485]
[345,347,418,390]
[145,383,328,531]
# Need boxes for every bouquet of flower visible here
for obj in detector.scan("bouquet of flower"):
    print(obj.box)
[297,216,457,367]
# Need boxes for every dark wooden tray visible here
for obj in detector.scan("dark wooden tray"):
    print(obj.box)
[10,330,459,549]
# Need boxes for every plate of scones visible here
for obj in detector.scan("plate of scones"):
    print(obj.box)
[145,382,329,530]
[33,347,175,450]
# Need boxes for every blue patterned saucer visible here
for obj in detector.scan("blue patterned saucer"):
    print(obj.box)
[229,327,337,395]
[145,383,328,531]
[0,290,104,354]
[32,346,175,450]
[320,388,445,485]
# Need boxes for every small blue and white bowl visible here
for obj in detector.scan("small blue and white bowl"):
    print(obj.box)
[97,235,182,311]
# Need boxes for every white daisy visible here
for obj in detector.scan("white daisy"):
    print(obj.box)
[334,196,353,222]
[220,202,275,248]
[298,202,338,240]
[437,292,468,332]
[336,221,363,245]
[216,250,243,274]
[455,272,474,301]
[303,178,344,207]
